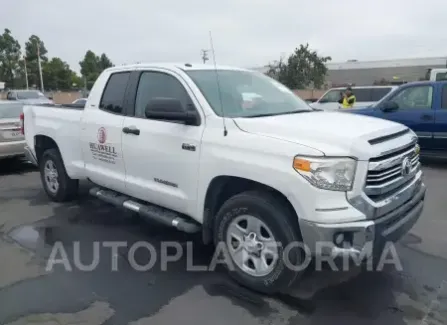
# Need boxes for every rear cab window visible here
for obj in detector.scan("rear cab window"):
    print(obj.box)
[99,72,131,114]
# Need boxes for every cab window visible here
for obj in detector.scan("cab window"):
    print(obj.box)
[435,72,447,81]
[99,72,131,114]
[351,88,371,101]
[391,85,433,109]
[134,71,193,119]
[319,90,341,103]
[371,88,393,101]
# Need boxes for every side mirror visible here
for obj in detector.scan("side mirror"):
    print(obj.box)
[318,99,328,103]
[48,96,53,100]
[145,98,200,126]
[381,101,399,112]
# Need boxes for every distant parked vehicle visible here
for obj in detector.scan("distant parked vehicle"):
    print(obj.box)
[6,90,54,105]
[309,86,398,111]
[72,98,87,106]
[348,80,447,158]
[0,102,25,160]
[428,68,447,81]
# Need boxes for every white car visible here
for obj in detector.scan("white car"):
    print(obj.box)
[6,90,54,105]
[22,63,425,293]
[310,86,398,111]
[72,98,87,106]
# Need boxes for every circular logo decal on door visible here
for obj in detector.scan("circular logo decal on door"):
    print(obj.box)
[97,127,107,144]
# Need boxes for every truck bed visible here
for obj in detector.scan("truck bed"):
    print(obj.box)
[32,103,85,110]
[23,103,85,178]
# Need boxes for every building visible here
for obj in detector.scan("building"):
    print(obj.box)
[326,56,447,86]
[251,56,447,87]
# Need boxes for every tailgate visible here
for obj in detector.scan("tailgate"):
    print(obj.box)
[0,118,24,143]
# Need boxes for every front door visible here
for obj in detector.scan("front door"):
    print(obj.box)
[122,69,205,216]
[80,71,131,193]
[375,84,435,150]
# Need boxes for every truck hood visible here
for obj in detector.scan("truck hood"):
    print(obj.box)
[233,111,409,159]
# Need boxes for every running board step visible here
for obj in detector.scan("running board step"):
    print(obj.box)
[89,187,201,234]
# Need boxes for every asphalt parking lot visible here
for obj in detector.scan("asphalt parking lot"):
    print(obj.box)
[0,158,447,325]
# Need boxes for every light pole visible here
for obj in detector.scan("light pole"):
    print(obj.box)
[201,49,209,64]
[37,44,44,91]
[23,56,29,90]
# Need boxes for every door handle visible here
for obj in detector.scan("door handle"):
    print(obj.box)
[122,126,140,135]
[420,114,433,121]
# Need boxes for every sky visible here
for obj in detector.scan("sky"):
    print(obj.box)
[2,0,447,73]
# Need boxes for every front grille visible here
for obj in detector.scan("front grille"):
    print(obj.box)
[365,142,420,200]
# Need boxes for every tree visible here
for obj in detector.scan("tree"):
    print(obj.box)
[25,35,48,89]
[266,43,331,89]
[42,57,75,90]
[71,72,84,89]
[79,50,114,90]
[0,28,22,88]
[98,53,113,71]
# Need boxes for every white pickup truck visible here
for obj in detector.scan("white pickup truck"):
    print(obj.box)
[22,63,426,293]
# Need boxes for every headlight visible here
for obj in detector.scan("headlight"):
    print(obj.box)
[293,156,357,191]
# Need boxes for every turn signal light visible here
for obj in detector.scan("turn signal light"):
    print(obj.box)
[293,158,311,172]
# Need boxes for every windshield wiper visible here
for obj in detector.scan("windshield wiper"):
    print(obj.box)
[244,110,313,118]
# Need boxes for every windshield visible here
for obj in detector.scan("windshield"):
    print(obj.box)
[185,70,312,117]
[319,89,341,102]
[0,103,23,119]
[17,91,45,100]
[372,87,401,107]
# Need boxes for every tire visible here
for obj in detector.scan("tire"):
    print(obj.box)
[39,148,78,202]
[214,190,306,294]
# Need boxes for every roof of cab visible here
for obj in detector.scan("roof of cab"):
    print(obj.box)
[397,80,447,87]
[104,62,252,73]
[328,85,399,90]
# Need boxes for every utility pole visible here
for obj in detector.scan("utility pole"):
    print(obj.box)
[23,56,29,90]
[37,44,44,92]
[201,49,209,64]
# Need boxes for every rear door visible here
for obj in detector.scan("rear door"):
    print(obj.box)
[80,71,131,193]
[374,84,435,149]
[433,83,447,149]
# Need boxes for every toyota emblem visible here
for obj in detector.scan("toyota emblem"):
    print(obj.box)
[97,127,106,144]
[401,157,412,176]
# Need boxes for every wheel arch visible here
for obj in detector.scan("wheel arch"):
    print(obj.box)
[34,135,61,164]
[202,175,300,244]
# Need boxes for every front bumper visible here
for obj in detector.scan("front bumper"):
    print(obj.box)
[300,177,426,259]
[0,140,26,159]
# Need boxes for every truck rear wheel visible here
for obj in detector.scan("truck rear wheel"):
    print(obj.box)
[214,190,305,294]
[39,148,78,202]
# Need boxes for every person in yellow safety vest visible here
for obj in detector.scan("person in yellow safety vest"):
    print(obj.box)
[337,87,356,108]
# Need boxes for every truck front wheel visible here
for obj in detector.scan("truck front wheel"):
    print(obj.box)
[39,148,78,202]
[214,190,306,294]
